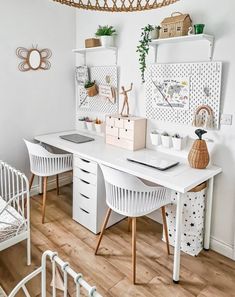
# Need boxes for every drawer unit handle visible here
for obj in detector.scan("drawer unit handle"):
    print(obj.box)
[80,158,90,163]
[118,137,120,140]
[80,193,90,199]
[81,169,89,174]
[80,178,90,185]
[80,207,90,214]
[125,129,128,132]
[128,119,130,122]
[118,118,121,120]
[111,126,113,128]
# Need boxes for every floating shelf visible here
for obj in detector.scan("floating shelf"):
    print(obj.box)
[72,46,118,64]
[149,34,214,61]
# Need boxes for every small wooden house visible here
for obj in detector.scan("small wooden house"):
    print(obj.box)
[160,12,192,39]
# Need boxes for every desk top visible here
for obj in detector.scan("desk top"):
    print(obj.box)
[35,131,222,193]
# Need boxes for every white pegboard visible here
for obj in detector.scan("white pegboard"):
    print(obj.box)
[145,62,222,129]
[77,65,118,114]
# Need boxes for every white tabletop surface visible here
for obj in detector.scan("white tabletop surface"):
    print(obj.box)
[35,131,222,193]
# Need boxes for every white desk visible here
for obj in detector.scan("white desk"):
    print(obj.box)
[35,130,222,283]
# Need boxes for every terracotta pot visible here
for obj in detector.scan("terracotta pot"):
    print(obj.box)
[86,84,98,97]
[188,139,209,169]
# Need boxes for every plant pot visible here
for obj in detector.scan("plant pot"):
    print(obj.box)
[161,135,172,148]
[86,121,94,131]
[86,84,98,97]
[95,123,104,134]
[188,139,209,169]
[194,24,205,34]
[77,120,86,130]
[172,136,188,151]
[100,35,115,47]
[150,27,160,40]
[150,133,161,146]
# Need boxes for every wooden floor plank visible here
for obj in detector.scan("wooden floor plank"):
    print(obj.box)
[0,185,235,297]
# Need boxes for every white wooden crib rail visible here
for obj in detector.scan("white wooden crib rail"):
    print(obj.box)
[0,160,30,265]
[9,250,103,297]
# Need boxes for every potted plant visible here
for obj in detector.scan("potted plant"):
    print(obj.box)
[150,26,161,40]
[136,24,154,83]
[172,133,188,151]
[77,117,87,130]
[84,80,98,97]
[94,118,104,134]
[161,132,172,148]
[95,25,116,47]
[150,130,161,146]
[85,118,94,131]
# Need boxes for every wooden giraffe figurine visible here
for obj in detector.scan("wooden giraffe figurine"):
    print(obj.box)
[120,83,133,117]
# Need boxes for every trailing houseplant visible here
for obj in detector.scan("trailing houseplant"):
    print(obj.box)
[95,25,116,47]
[136,24,154,83]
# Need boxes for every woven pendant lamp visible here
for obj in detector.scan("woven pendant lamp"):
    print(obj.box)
[52,0,179,12]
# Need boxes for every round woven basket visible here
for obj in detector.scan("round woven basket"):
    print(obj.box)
[188,140,209,169]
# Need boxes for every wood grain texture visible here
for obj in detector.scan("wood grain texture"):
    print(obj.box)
[1,185,235,296]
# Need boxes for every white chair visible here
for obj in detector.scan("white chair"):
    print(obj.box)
[95,164,172,284]
[24,140,73,224]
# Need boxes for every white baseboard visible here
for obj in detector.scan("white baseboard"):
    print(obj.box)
[210,236,234,260]
[30,174,72,196]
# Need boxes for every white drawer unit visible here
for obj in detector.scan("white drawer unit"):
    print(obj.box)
[73,154,123,234]
[105,115,146,151]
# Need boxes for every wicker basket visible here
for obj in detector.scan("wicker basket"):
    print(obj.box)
[188,140,209,169]
[160,12,192,38]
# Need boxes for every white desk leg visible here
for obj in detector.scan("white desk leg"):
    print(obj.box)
[204,177,214,250]
[173,192,184,283]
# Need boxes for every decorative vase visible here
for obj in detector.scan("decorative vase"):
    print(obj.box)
[100,35,114,47]
[188,139,209,169]
[86,84,98,97]
[194,24,205,34]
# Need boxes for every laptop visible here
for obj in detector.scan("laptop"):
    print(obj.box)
[127,156,179,171]
[60,133,94,144]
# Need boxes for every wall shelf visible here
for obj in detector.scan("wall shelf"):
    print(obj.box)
[72,46,118,65]
[149,34,214,62]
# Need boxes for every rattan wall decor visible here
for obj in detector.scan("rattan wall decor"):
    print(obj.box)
[52,0,179,12]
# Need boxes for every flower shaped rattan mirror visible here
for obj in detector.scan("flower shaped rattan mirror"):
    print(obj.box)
[16,46,52,72]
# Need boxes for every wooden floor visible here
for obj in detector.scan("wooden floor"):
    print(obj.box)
[1,185,235,297]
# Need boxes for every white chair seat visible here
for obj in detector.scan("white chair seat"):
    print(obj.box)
[0,196,26,244]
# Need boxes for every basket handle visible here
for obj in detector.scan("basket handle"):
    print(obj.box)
[171,12,183,17]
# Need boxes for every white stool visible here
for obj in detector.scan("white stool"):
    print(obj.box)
[95,164,172,284]
[24,140,73,223]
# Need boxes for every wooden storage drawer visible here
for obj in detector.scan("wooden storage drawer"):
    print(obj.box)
[78,178,97,200]
[78,193,95,214]
[76,207,96,232]
[106,125,119,137]
[74,155,97,174]
[74,167,97,185]
[119,128,133,140]
[114,117,124,128]
[124,119,134,130]
[106,116,115,127]
[106,135,133,150]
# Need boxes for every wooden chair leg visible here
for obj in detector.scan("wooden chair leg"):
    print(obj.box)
[29,174,35,191]
[95,208,112,255]
[161,206,170,255]
[127,217,132,232]
[56,174,59,195]
[132,217,136,285]
[42,177,48,224]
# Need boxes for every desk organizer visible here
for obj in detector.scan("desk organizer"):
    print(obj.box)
[164,182,207,256]
[105,115,146,151]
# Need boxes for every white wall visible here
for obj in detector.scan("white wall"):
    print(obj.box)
[0,0,75,182]
[76,0,235,258]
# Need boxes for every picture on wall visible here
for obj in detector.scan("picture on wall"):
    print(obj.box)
[151,77,190,110]
[75,66,89,86]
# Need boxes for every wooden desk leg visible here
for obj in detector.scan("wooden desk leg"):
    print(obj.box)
[173,193,184,284]
[204,177,214,250]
